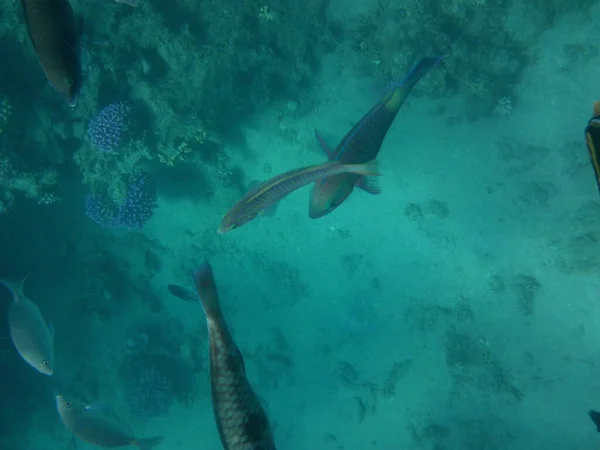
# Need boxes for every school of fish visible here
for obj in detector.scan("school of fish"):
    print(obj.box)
[11,0,600,445]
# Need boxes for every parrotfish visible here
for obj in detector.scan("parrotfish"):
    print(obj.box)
[20,0,83,105]
[56,395,164,450]
[192,261,276,450]
[1,276,54,375]
[219,160,381,233]
[309,56,441,219]
[584,100,600,193]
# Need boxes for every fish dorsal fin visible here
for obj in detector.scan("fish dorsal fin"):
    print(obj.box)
[314,130,338,160]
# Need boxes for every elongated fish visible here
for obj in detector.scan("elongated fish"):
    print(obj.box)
[309,56,441,218]
[219,160,381,233]
[192,261,276,450]
[1,276,54,375]
[56,396,164,450]
[21,0,83,105]
[585,100,600,193]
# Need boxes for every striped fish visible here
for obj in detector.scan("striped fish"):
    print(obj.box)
[219,159,380,233]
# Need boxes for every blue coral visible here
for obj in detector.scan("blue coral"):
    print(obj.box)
[85,173,157,229]
[125,366,174,419]
[88,102,130,153]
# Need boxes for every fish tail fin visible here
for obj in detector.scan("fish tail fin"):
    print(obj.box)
[348,160,382,177]
[192,261,222,319]
[0,274,29,300]
[134,436,164,450]
[397,56,442,92]
[593,101,600,117]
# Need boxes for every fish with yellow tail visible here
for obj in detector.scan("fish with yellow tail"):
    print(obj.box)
[56,395,164,450]
[1,276,54,375]
[219,159,380,233]
[309,56,441,219]
[585,100,600,193]
[192,261,276,450]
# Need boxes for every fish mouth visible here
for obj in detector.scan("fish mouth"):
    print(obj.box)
[308,204,331,219]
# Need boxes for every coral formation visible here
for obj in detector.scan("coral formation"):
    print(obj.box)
[85,172,157,229]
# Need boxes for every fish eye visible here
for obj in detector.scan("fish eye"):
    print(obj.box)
[43,360,50,367]
[66,402,72,408]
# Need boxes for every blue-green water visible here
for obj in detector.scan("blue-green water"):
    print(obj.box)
[1,0,600,449]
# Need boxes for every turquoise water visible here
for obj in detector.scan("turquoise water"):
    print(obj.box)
[1,0,600,449]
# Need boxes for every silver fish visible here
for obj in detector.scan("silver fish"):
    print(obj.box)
[2,276,54,375]
[192,261,276,450]
[56,395,164,450]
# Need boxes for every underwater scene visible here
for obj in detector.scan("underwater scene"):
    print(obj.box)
[1,0,600,449]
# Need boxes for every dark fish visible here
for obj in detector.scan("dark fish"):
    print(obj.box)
[585,100,600,193]
[56,395,164,450]
[21,0,83,105]
[309,56,441,218]
[192,261,276,450]
[589,409,600,432]
[167,284,196,303]
[219,160,380,233]
[1,276,54,375]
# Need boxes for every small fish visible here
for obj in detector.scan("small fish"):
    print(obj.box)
[56,395,164,450]
[21,0,83,105]
[192,261,276,450]
[1,276,54,375]
[309,56,441,219]
[584,100,600,194]
[219,160,381,233]
[589,409,600,432]
[167,284,196,303]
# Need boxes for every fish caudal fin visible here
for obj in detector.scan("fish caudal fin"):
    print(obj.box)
[346,160,382,177]
[0,275,29,301]
[192,261,222,318]
[134,436,164,450]
[594,101,600,117]
[355,176,381,194]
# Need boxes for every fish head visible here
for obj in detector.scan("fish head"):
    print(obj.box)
[308,174,355,218]
[28,331,54,375]
[56,395,76,418]
[38,356,54,375]
[218,207,257,234]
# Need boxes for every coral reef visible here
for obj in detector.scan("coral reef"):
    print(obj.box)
[350,0,530,119]
[85,172,157,228]
[120,318,203,410]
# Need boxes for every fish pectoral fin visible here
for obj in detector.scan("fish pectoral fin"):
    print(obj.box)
[262,202,279,217]
[314,130,336,160]
[355,176,381,195]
